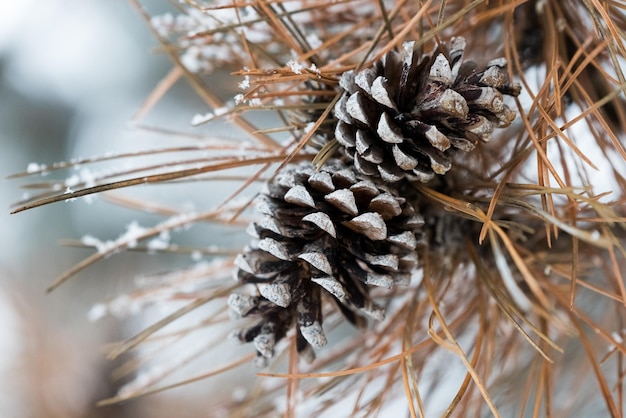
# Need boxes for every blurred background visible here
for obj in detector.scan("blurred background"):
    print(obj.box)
[0,2,222,417]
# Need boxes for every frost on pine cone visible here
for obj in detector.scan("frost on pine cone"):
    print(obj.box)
[334,37,521,183]
[229,160,423,363]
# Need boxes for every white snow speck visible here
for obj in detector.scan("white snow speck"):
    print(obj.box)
[287,59,304,74]
[147,238,169,251]
[122,221,147,249]
[214,106,228,116]
[78,167,96,188]
[180,45,203,73]
[147,230,170,252]
[81,234,114,253]
[65,174,81,187]
[304,122,316,133]
[238,76,250,90]
[80,221,147,254]
[309,63,320,74]
[64,168,96,188]
[87,303,107,322]
[150,13,174,37]
[191,112,214,125]
[26,162,44,173]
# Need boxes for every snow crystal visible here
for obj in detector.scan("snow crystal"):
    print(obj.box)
[78,167,96,188]
[214,106,228,116]
[287,59,304,74]
[64,168,96,188]
[304,122,317,133]
[80,194,95,205]
[238,76,250,90]
[87,303,107,322]
[191,112,214,125]
[150,13,174,37]
[591,230,601,241]
[81,235,115,254]
[160,212,198,229]
[65,174,81,188]
[309,63,320,75]
[234,93,262,107]
[147,230,171,252]
[64,187,77,202]
[26,162,45,173]
[192,106,230,125]
[147,238,169,251]
[180,46,203,73]
[80,221,147,254]
[607,332,624,353]
[121,221,147,249]
[175,14,197,32]
[536,0,547,13]
[109,294,142,317]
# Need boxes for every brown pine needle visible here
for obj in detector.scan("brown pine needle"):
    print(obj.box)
[96,353,255,406]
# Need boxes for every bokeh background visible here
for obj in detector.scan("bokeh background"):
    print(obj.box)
[0,2,221,417]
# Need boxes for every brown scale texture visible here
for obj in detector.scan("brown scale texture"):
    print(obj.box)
[229,159,424,363]
[334,37,521,183]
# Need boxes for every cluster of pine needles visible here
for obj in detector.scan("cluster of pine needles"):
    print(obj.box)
[10,0,626,416]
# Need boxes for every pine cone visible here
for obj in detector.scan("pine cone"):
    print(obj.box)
[229,160,423,363]
[334,37,521,183]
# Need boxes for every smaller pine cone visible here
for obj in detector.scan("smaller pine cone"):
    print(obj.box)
[229,160,423,363]
[334,37,521,183]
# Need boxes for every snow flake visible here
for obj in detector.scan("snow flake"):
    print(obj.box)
[287,59,304,74]
[191,112,214,125]
[147,230,171,252]
[87,303,108,322]
[238,76,250,90]
[26,162,46,173]
[81,235,115,254]
[121,221,147,249]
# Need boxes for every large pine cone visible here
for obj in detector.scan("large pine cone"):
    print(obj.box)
[334,37,521,183]
[229,160,423,363]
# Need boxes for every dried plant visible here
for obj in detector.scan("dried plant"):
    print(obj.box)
[10,0,626,417]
